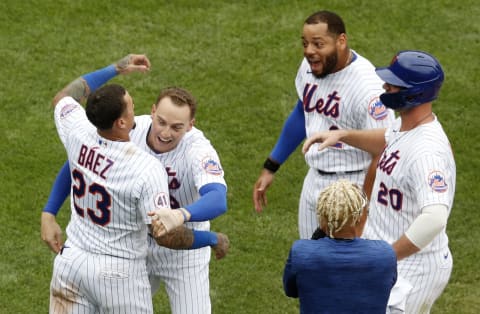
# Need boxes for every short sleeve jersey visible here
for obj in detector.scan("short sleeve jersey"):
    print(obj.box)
[296,51,395,172]
[363,116,456,254]
[54,97,170,259]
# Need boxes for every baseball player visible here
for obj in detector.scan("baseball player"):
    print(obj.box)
[283,179,397,313]
[48,54,186,313]
[42,87,228,313]
[132,86,227,314]
[253,10,394,239]
[302,50,455,313]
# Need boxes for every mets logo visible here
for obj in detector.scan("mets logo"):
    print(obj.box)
[154,192,169,209]
[60,103,78,119]
[428,171,448,193]
[202,157,223,176]
[368,97,389,120]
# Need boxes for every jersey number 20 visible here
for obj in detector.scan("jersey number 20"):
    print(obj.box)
[377,182,403,211]
[72,169,112,226]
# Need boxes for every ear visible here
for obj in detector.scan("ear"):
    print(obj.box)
[151,103,156,117]
[115,117,128,130]
[336,33,347,49]
[187,118,195,132]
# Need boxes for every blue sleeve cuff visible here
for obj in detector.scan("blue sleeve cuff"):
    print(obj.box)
[43,161,71,215]
[270,99,306,164]
[82,64,118,93]
[191,230,218,249]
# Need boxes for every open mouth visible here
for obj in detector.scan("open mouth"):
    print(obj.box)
[158,136,172,144]
[308,59,322,69]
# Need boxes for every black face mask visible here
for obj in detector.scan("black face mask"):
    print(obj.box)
[380,92,408,110]
[380,90,422,110]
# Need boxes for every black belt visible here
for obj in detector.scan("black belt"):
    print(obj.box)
[317,169,364,175]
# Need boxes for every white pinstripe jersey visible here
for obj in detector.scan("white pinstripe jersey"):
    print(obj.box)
[130,115,227,266]
[363,116,456,255]
[297,51,395,172]
[54,97,170,259]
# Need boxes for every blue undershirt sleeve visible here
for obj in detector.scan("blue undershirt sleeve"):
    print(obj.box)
[43,161,71,215]
[190,230,218,249]
[82,64,118,93]
[184,183,227,222]
[270,99,306,164]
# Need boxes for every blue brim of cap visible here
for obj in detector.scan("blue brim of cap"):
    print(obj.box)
[375,67,412,88]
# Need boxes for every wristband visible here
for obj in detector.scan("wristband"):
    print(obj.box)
[263,158,280,173]
[178,208,191,222]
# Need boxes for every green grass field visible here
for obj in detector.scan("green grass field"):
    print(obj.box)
[1,0,479,313]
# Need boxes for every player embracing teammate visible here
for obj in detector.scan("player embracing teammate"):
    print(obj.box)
[43,55,229,314]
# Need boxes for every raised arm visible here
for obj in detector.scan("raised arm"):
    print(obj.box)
[52,54,151,107]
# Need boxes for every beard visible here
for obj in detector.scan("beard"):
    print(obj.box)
[312,53,338,79]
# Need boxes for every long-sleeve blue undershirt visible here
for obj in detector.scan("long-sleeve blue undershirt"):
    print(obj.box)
[269,99,306,164]
[82,64,117,92]
[42,162,71,215]
[185,183,227,221]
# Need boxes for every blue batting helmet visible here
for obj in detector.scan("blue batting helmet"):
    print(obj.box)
[376,50,444,110]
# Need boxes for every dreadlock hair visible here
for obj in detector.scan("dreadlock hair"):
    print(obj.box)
[316,179,368,238]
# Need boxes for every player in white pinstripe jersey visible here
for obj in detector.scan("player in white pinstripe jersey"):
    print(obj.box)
[48,54,184,313]
[42,87,228,314]
[131,87,227,314]
[253,10,394,239]
[303,50,455,313]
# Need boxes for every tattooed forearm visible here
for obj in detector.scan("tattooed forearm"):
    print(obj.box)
[52,77,90,107]
[115,55,131,73]
[154,226,194,249]
[65,78,90,102]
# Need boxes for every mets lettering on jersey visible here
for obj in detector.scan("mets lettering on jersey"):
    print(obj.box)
[303,84,340,117]
[378,150,400,175]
